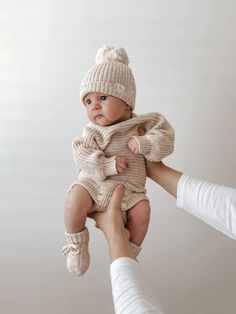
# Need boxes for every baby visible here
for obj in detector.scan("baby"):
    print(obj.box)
[62,46,175,276]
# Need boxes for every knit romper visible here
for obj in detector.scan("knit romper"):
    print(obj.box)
[68,112,175,214]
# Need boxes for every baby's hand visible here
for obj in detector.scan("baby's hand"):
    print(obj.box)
[128,138,140,154]
[138,127,146,136]
[116,156,129,174]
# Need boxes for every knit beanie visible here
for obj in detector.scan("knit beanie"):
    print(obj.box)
[80,45,136,110]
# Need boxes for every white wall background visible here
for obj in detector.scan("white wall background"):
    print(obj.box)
[0,1,236,313]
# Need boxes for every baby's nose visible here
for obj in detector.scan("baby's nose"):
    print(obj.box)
[92,101,101,110]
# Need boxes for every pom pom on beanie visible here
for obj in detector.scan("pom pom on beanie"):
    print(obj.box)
[95,46,129,65]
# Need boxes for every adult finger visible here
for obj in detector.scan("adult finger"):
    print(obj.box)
[107,185,125,212]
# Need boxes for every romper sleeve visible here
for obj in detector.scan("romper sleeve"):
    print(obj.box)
[132,113,175,162]
[72,129,118,181]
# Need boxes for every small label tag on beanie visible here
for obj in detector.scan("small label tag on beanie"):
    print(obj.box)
[116,83,125,94]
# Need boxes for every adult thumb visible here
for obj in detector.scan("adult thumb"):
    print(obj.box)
[108,185,125,212]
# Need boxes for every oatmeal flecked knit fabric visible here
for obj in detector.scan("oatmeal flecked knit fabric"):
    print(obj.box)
[69,112,174,212]
[63,227,90,276]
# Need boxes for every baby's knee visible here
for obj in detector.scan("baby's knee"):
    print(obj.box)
[65,185,93,214]
[128,201,151,225]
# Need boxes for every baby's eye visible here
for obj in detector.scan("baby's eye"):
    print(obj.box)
[85,99,91,105]
[100,95,107,101]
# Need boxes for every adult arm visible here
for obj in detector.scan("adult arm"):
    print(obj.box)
[146,160,182,197]
[89,186,164,314]
[111,257,163,314]
[147,161,236,240]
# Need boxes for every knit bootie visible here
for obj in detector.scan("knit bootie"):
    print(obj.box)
[129,241,142,258]
[62,227,90,276]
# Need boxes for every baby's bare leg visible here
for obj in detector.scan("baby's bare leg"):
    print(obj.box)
[126,200,150,246]
[64,185,93,234]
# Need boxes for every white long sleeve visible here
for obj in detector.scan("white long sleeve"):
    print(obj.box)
[110,257,164,314]
[109,177,236,314]
[177,174,236,240]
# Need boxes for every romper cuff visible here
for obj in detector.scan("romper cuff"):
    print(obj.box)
[103,155,118,177]
[132,136,151,155]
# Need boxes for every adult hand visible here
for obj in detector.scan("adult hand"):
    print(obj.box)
[88,185,130,243]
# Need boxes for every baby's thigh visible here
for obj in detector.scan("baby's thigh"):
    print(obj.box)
[127,200,151,223]
[65,184,93,212]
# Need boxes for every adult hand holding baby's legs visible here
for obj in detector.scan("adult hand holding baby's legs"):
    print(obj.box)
[89,185,134,263]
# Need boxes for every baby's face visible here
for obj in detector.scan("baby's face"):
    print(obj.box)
[83,92,131,126]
